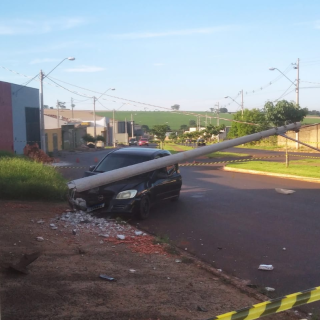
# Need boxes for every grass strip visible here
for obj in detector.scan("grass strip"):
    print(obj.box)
[226,159,320,178]
[0,157,67,200]
[164,143,250,158]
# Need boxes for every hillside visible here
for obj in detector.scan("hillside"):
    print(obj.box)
[96,111,320,130]
[96,111,233,130]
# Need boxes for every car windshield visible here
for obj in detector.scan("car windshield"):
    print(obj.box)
[95,153,151,173]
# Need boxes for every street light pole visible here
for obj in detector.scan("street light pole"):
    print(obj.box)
[39,70,45,151]
[113,109,116,147]
[39,57,75,153]
[93,96,97,138]
[224,95,242,117]
[131,114,134,138]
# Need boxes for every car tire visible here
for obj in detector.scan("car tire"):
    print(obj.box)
[137,196,150,220]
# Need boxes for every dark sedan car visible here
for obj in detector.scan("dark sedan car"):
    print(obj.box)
[197,138,206,146]
[69,148,182,219]
[129,138,138,146]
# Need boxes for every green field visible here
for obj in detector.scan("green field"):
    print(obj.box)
[97,111,320,130]
[97,111,233,130]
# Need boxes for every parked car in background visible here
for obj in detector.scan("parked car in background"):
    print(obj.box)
[197,138,206,146]
[68,148,182,219]
[139,138,149,146]
[129,138,138,146]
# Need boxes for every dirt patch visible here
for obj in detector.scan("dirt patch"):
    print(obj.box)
[0,201,300,320]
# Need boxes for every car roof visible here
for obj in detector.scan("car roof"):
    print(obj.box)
[111,147,170,158]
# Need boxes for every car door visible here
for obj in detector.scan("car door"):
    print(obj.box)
[151,164,182,201]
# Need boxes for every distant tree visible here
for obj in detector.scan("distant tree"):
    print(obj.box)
[44,105,49,109]
[180,124,189,131]
[210,108,214,112]
[49,107,54,109]
[189,119,196,127]
[203,124,226,140]
[82,133,96,144]
[141,125,150,133]
[171,104,180,110]
[264,100,308,126]
[96,135,105,142]
[169,132,178,141]
[228,109,269,138]
[219,107,228,113]
[150,124,171,149]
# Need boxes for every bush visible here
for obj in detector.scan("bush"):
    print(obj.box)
[0,158,67,200]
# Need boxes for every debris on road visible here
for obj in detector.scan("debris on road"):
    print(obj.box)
[36,237,44,242]
[275,188,295,195]
[99,274,116,281]
[134,231,143,236]
[116,235,126,240]
[72,229,77,235]
[175,259,182,263]
[129,269,136,273]
[283,247,286,251]
[265,287,275,292]
[37,220,45,224]
[258,264,274,271]
[9,252,41,274]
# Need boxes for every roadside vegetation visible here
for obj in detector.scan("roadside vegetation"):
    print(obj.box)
[226,159,320,179]
[164,143,250,158]
[0,154,67,200]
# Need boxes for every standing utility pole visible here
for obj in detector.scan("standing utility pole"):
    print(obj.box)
[93,96,96,138]
[215,102,220,126]
[39,70,46,152]
[131,114,134,138]
[71,97,75,119]
[241,89,244,117]
[57,100,60,128]
[295,58,300,106]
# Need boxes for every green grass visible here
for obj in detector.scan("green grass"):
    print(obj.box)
[226,159,320,178]
[303,116,320,124]
[0,157,68,200]
[97,111,233,130]
[236,145,282,151]
[163,143,250,158]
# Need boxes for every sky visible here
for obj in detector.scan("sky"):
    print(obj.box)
[1,0,320,114]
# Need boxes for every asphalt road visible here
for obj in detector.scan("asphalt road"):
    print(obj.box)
[57,147,320,312]
[139,166,320,312]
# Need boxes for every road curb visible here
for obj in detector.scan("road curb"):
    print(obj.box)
[223,166,320,184]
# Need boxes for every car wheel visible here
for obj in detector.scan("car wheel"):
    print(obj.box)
[137,196,150,220]
[170,192,180,202]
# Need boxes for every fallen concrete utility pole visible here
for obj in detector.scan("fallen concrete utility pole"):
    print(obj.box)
[68,123,301,192]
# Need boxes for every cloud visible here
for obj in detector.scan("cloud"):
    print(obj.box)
[30,58,60,65]
[64,65,105,73]
[111,26,231,39]
[0,17,85,35]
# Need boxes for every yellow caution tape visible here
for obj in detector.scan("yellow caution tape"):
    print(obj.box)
[206,286,320,320]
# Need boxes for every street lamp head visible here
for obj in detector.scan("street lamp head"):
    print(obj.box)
[111,88,116,90]
[67,57,76,61]
[224,96,229,99]
[269,68,275,71]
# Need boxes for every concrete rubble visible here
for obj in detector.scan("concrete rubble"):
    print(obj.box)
[49,210,141,240]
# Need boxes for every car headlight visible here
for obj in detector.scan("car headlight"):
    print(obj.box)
[116,190,137,199]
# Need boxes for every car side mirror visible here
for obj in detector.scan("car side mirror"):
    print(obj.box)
[89,165,96,172]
